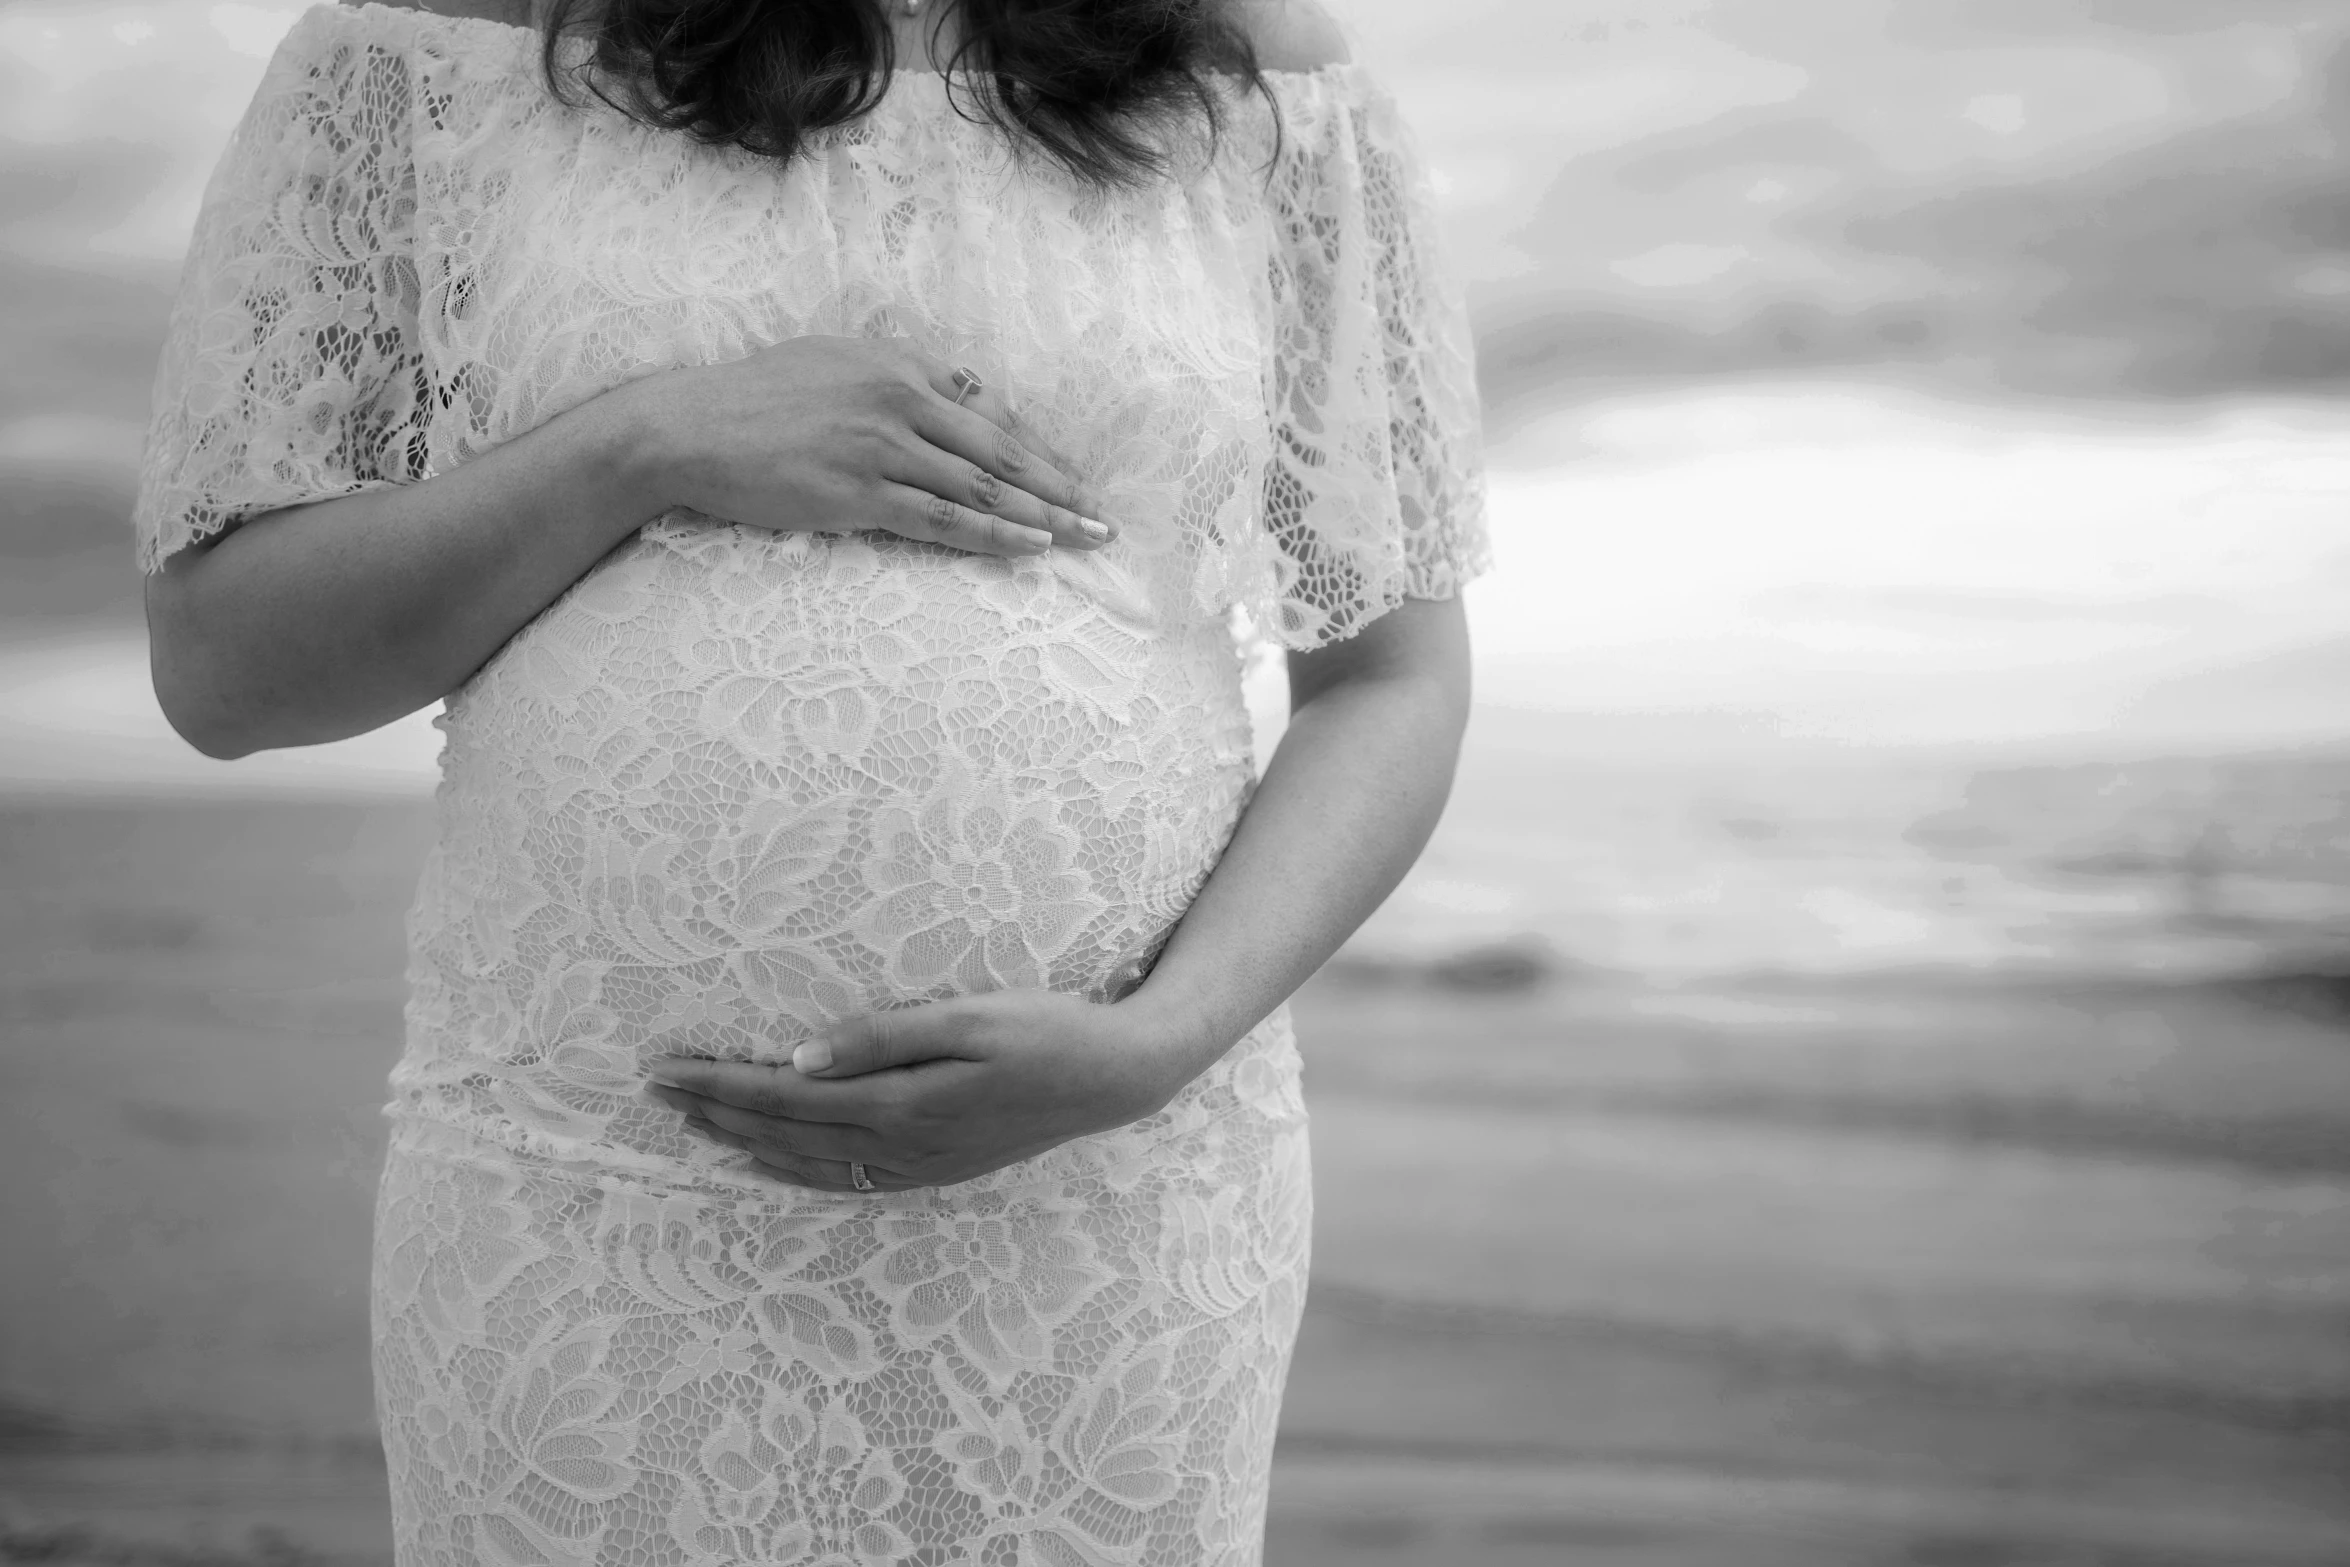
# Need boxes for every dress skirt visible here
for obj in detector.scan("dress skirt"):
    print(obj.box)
[370,1015,1313,1567]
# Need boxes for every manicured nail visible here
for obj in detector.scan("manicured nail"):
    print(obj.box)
[646,1060,684,1088]
[1078,517,1111,543]
[1011,526,1052,555]
[793,1039,834,1075]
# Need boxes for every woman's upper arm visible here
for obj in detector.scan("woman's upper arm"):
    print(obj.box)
[138,8,431,751]
[1285,595,1471,712]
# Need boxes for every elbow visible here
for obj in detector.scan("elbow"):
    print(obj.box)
[150,652,263,761]
[144,557,266,760]
[144,550,421,759]
[166,708,261,762]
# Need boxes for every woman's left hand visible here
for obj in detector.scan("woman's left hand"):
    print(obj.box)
[643,989,1208,1194]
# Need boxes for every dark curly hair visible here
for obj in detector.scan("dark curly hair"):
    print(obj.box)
[539,0,1273,188]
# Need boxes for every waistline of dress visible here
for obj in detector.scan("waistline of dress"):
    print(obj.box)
[381,1007,1301,1209]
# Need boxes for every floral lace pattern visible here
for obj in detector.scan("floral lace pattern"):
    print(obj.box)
[137,5,1485,1562]
[375,1092,1311,1564]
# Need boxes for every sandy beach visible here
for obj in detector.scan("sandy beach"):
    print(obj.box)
[3,795,2344,1565]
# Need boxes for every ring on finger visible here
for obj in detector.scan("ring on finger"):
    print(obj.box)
[747,1146,890,1196]
[950,365,984,406]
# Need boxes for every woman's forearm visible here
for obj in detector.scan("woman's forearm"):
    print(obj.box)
[145,384,670,759]
[1118,595,1473,1084]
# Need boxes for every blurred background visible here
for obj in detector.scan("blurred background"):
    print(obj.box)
[3,2,2348,1564]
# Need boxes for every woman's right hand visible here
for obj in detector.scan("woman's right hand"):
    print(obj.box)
[616,336,1117,560]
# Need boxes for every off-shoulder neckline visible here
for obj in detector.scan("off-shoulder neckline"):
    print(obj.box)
[328,1,1363,83]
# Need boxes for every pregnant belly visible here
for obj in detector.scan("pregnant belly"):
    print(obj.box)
[416,525,1255,1080]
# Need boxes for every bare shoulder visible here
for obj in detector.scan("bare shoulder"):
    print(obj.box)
[1230,0,1352,72]
[339,0,538,23]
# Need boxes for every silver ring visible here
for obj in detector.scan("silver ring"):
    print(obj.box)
[849,1162,876,1193]
[950,366,984,406]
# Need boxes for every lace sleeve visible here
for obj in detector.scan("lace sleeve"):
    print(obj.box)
[1250,72,1490,648]
[133,11,427,571]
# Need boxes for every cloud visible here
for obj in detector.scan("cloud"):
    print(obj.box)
[1464,3,2350,414]
[1750,585,2236,629]
[0,3,292,271]
[0,253,174,428]
[1834,42,2350,397]
[206,3,300,59]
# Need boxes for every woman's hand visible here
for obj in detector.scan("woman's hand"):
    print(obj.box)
[617,336,1119,560]
[643,989,1208,1194]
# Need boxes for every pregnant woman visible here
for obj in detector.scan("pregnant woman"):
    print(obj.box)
[137,0,1484,1558]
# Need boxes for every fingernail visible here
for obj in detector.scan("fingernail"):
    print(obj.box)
[646,1060,684,1088]
[793,1039,834,1075]
[1013,526,1052,555]
[1078,517,1111,543]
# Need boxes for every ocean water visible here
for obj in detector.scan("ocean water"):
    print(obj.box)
[1333,382,2350,987]
[1356,727,2350,985]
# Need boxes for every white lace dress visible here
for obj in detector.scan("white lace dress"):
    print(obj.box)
[134,5,1486,1562]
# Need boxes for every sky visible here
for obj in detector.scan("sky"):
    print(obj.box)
[8,0,2347,388]
[0,0,2345,786]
